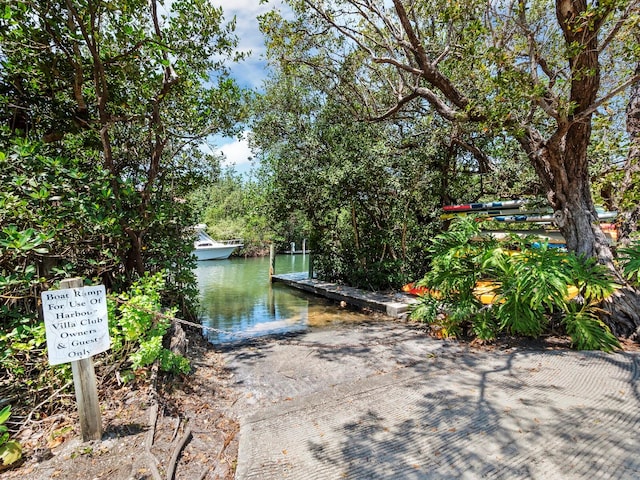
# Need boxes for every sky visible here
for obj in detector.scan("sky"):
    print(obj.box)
[205,0,289,175]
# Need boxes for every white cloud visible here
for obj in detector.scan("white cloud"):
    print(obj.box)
[220,137,253,168]
[204,134,254,174]
[209,0,277,51]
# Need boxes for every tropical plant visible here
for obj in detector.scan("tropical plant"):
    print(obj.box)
[618,241,640,284]
[108,272,191,377]
[410,219,620,351]
[0,405,21,469]
[410,218,497,339]
[560,253,620,352]
[483,244,571,337]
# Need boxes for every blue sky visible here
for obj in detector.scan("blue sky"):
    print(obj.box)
[205,0,289,175]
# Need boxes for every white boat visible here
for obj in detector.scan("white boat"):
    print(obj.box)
[192,225,243,261]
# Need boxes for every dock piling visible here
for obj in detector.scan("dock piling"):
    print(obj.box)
[269,244,276,281]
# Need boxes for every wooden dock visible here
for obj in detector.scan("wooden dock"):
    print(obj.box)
[271,273,418,319]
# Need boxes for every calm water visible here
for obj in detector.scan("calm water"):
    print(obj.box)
[195,254,370,344]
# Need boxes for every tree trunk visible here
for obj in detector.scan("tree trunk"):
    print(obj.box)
[513,1,640,339]
[520,119,640,340]
[125,229,146,278]
[599,58,640,340]
[528,137,640,338]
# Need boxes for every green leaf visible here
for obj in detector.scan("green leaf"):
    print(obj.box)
[2,4,12,20]
[0,406,10,425]
[563,305,620,352]
[0,440,22,466]
[619,241,640,284]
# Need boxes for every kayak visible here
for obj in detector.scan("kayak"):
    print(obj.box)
[403,280,579,304]
[474,281,579,304]
[440,208,544,220]
[402,282,430,296]
[443,201,616,221]
[443,200,526,212]
[493,214,554,223]
[401,280,506,303]
[492,211,617,223]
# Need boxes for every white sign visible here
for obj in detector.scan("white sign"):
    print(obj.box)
[41,285,111,365]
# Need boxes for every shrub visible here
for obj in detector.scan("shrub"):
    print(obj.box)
[410,218,620,351]
[108,272,191,376]
[410,219,497,339]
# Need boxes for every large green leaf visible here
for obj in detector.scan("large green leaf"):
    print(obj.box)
[0,440,22,466]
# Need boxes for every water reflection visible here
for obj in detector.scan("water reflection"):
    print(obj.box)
[195,255,370,344]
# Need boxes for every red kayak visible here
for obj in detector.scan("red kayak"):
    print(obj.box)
[443,200,526,212]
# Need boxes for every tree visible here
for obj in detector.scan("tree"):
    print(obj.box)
[0,0,247,283]
[267,0,640,337]
[256,7,543,288]
[187,170,275,256]
[250,68,450,288]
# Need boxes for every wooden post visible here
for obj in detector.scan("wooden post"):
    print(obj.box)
[61,278,102,442]
[269,244,276,281]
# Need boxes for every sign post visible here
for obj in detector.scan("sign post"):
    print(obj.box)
[41,278,109,442]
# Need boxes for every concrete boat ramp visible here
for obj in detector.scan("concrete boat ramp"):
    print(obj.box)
[224,320,640,480]
[221,274,640,479]
[271,272,418,318]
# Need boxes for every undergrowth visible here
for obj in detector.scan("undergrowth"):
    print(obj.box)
[108,272,191,378]
[410,219,620,352]
[0,406,21,469]
[0,271,190,457]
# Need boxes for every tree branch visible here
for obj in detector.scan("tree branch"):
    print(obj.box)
[598,2,639,54]
[371,91,420,121]
[572,73,640,124]
[392,0,470,111]
[452,138,494,174]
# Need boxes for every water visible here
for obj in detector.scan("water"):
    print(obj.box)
[195,254,371,344]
